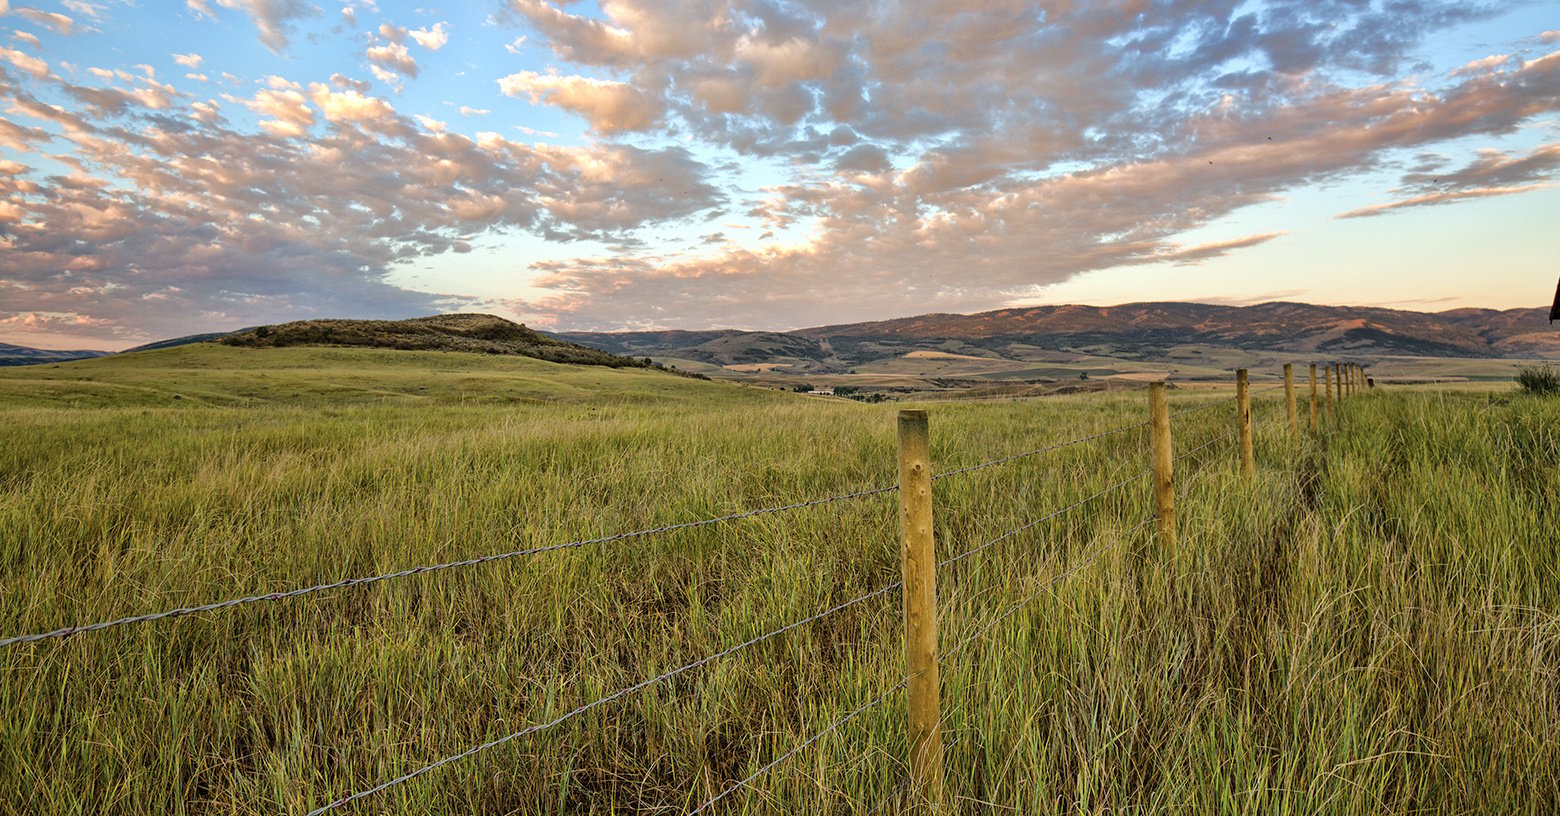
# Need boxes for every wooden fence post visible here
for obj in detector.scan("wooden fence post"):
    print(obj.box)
[897,409,943,809]
[1283,363,1297,436]
[1236,369,1254,477]
[1308,363,1318,431]
[1324,365,1335,419]
[1148,383,1175,556]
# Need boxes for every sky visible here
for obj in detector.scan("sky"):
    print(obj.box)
[1,1,1558,350]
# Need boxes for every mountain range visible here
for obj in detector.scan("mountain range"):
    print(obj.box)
[3,302,1553,372]
[556,302,1558,375]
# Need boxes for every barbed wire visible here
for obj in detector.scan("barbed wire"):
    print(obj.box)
[304,577,903,815]
[685,675,913,815]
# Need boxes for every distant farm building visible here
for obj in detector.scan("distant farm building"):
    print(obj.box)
[809,388,835,396]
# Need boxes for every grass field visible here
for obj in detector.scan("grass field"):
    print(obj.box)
[1,347,1556,814]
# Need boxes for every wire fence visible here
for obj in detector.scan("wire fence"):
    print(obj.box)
[0,410,1156,648]
[5,364,1357,814]
[679,409,1263,812]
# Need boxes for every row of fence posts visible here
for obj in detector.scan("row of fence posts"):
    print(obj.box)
[891,361,1368,810]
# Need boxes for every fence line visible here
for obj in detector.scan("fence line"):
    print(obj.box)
[305,396,1270,813]
[10,364,1360,814]
[0,404,1209,650]
[679,382,1304,812]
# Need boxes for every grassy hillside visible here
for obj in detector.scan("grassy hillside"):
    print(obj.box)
[0,343,737,410]
[223,313,662,369]
[0,351,1555,814]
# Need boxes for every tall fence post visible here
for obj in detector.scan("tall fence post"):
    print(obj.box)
[1324,364,1335,419]
[1148,382,1175,556]
[1283,363,1297,437]
[1236,369,1254,477]
[1308,363,1318,431]
[896,409,943,810]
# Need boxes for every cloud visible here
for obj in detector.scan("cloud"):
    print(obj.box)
[408,21,447,50]
[3,0,1558,343]
[0,44,47,77]
[366,39,416,78]
[11,29,40,49]
[507,0,635,67]
[239,85,316,135]
[1161,233,1288,265]
[199,0,318,53]
[1336,142,1560,218]
[172,52,202,68]
[0,65,723,341]
[497,70,660,133]
[328,72,370,93]
[1335,185,1548,219]
[15,8,74,34]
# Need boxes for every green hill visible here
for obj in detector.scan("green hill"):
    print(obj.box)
[221,313,648,368]
[0,342,747,410]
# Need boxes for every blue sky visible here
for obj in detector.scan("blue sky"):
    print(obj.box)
[1,0,1557,349]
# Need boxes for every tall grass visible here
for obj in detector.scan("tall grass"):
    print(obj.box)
[1516,363,1559,396]
[1,352,1556,814]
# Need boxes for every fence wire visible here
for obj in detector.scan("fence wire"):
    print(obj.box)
[686,675,913,815]
[305,576,903,815]
[3,408,1178,649]
[0,483,897,649]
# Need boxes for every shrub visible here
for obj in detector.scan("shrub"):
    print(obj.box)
[1516,363,1559,396]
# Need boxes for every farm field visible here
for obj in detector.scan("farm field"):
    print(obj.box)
[1,347,1557,814]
